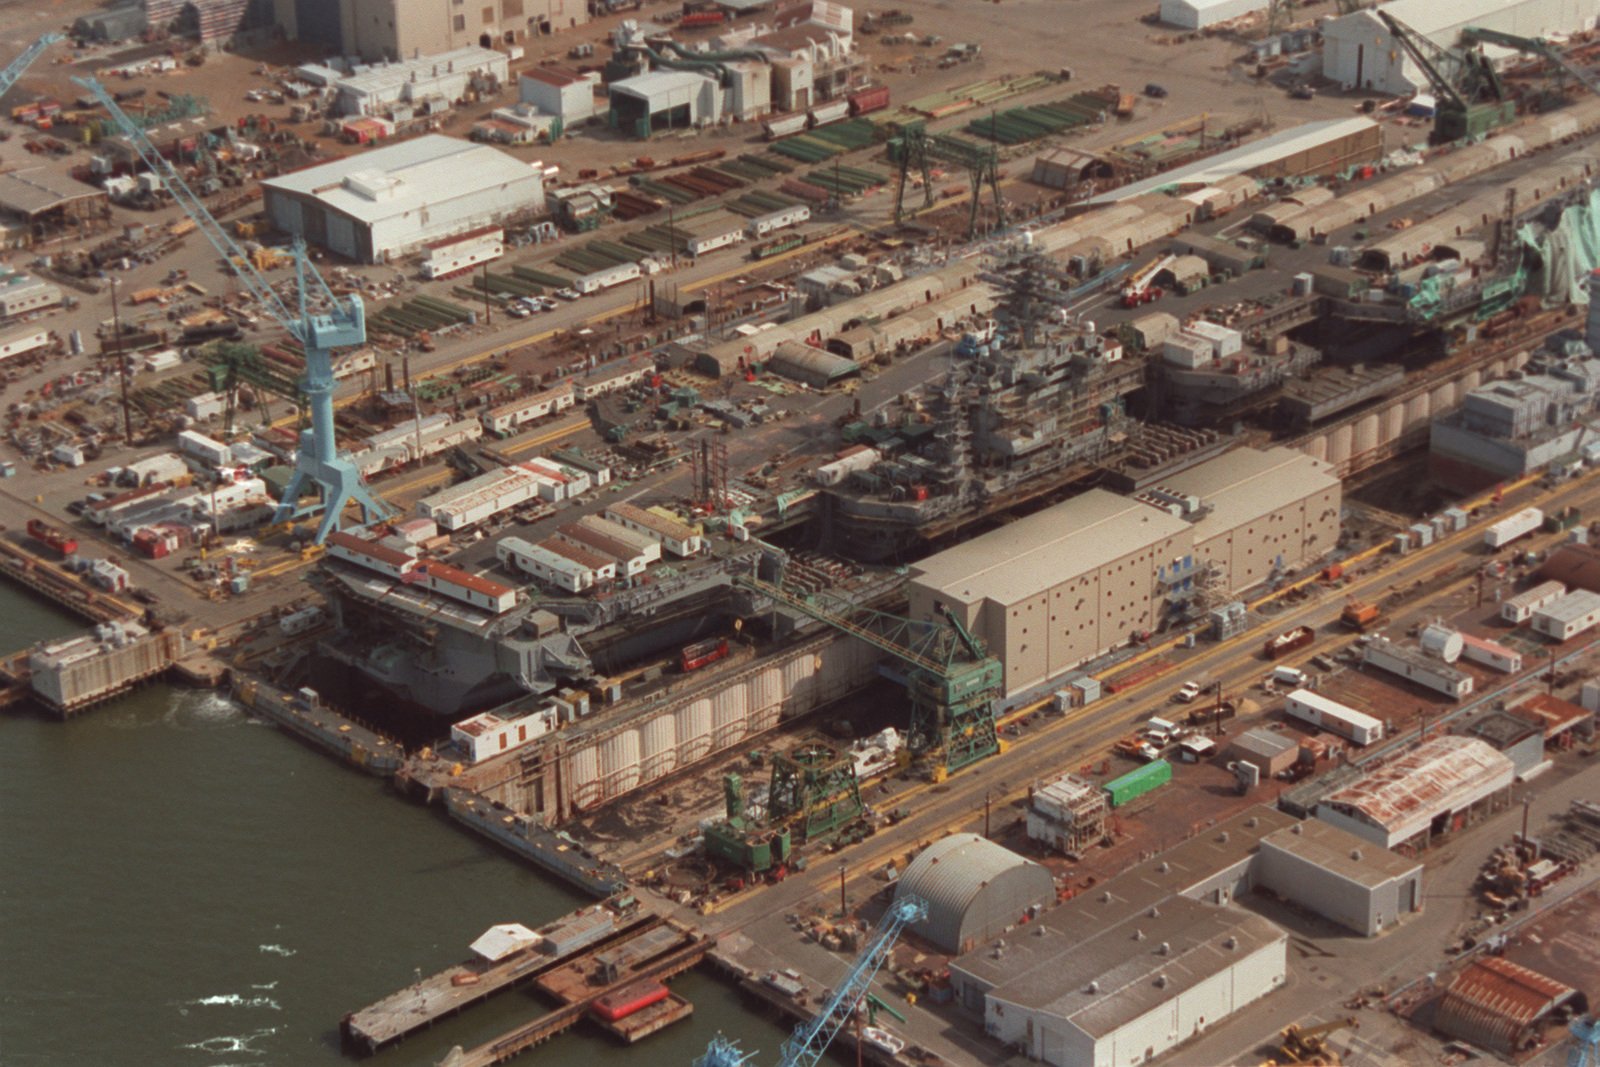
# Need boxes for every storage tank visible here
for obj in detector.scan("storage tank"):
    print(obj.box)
[1418,623,1463,663]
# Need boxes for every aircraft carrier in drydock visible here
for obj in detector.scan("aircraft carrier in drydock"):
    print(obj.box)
[822,258,1152,561]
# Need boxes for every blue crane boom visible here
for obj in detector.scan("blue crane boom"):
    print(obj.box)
[0,33,63,101]
[777,894,927,1067]
[75,75,393,542]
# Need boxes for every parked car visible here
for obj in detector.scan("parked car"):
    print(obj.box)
[1173,680,1202,703]
[1144,83,1168,98]
[553,288,581,301]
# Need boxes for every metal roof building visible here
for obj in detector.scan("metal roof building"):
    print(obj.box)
[1316,736,1515,850]
[1436,956,1582,1055]
[1256,819,1423,936]
[893,834,1055,954]
[262,135,544,263]
[959,895,1287,1067]
[764,341,859,387]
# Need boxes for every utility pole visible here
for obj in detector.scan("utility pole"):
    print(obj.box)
[984,790,991,838]
[109,276,132,443]
[481,261,491,325]
[838,860,848,919]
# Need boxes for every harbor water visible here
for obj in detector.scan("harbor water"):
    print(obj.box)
[0,586,791,1066]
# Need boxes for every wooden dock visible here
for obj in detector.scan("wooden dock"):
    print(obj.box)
[437,934,711,1067]
[0,540,136,624]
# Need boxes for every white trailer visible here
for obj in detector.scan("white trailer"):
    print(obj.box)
[573,261,641,295]
[1531,589,1600,641]
[332,347,378,381]
[480,382,576,435]
[421,227,504,279]
[749,204,811,239]
[1284,688,1384,745]
[1362,637,1474,700]
[1484,507,1543,548]
[0,330,51,363]
[497,536,593,592]
[1502,580,1566,624]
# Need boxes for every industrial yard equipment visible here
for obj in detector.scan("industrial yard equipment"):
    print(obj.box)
[889,124,1006,239]
[78,76,393,543]
[1271,1016,1357,1065]
[1377,12,1514,142]
[1120,254,1174,307]
[0,33,63,102]
[736,572,1002,774]
[766,743,864,842]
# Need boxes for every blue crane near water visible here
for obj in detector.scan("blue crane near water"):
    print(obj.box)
[696,894,928,1067]
[0,33,63,101]
[75,76,394,543]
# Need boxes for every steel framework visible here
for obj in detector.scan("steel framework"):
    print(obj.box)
[891,126,1005,239]
[766,743,863,841]
[0,33,62,101]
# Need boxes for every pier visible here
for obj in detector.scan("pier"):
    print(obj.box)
[0,539,136,625]
[444,788,628,899]
[345,904,707,1059]
[233,679,404,776]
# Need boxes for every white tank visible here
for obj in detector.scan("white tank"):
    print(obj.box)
[1419,623,1463,663]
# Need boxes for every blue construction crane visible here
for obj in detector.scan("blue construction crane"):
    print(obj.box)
[694,894,926,1067]
[0,33,64,101]
[1571,1016,1600,1067]
[76,76,393,543]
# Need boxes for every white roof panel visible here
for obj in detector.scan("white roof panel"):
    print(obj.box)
[262,135,538,226]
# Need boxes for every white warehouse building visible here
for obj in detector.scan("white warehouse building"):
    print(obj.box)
[954,894,1287,1067]
[262,135,544,263]
[1322,0,1600,94]
[1160,0,1270,30]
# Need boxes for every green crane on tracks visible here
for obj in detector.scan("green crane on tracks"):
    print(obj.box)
[735,571,1002,777]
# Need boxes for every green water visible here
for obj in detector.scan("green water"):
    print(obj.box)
[0,588,791,1067]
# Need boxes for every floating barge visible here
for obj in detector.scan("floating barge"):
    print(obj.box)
[444,787,627,898]
[233,679,404,776]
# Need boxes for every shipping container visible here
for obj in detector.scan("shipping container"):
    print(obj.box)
[1262,625,1313,660]
[0,330,51,363]
[1284,689,1383,745]
[1103,759,1171,807]
[1484,507,1543,548]
[848,86,891,116]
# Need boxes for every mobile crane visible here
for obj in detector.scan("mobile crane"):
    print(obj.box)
[78,76,394,542]
[1378,11,1514,142]
[1121,254,1174,307]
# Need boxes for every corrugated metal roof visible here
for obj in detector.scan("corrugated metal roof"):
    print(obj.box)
[262,135,539,226]
[1436,956,1577,1053]
[1322,736,1513,833]
[766,341,858,383]
[894,834,1053,952]
[1539,543,1600,592]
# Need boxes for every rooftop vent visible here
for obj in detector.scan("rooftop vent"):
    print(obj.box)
[1085,980,1100,994]
[1218,831,1230,843]
[1350,848,1363,861]
[1224,936,1238,950]
[1159,942,1170,956]
[1134,928,1146,941]
[1291,823,1303,835]
[1155,974,1169,988]
[1158,861,1170,873]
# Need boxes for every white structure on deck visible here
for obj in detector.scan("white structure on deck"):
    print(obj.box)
[330,47,509,117]
[605,502,703,556]
[262,135,544,263]
[1321,0,1600,94]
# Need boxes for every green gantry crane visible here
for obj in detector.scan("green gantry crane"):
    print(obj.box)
[735,572,1002,776]
[890,124,1006,240]
[1379,11,1515,142]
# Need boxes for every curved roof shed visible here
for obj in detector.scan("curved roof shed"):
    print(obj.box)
[894,833,1055,953]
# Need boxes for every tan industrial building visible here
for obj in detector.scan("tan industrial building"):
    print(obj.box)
[281,0,590,63]
[908,447,1342,698]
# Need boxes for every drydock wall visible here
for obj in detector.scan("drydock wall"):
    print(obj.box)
[473,631,881,823]
[1295,333,1545,476]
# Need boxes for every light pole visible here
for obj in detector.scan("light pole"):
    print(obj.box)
[108,276,132,443]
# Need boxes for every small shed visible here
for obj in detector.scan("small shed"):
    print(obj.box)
[1157,254,1211,294]
[1228,727,1299,778]
[1464,711,1546,776]
[894,834,1056,954]
[470,923,540,962]
[1124,310,1180,352]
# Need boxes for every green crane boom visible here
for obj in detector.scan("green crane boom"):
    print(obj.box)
[735,573,1001,774]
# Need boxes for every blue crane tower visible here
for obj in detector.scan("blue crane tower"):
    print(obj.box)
[1572,1016,1600,1067]
[696,894,928,1067]
[0,33,63,100]
[75,76,394,543]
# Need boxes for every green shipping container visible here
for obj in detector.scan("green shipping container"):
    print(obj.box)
[1104,759,1172,808]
